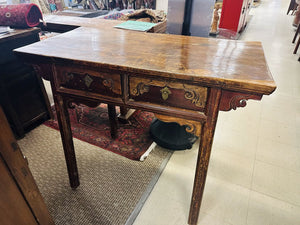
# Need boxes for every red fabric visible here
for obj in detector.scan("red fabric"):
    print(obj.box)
[0,4,43,28]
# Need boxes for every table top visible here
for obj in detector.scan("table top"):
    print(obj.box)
[43,15,123,30]
[0,28,40,44]
[14,26,276,95]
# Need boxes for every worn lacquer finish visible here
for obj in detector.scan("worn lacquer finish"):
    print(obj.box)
[15,27,275,95]
[14,26,276,225]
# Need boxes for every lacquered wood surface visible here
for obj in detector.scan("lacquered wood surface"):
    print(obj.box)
[42,15,166,33]
[0,28,40,44]
[43,15,123,29]
[15,26,276,95]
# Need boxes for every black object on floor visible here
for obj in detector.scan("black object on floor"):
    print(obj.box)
[150,119,198,150]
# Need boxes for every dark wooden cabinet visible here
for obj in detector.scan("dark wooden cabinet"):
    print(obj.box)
[0,28,51,138]
[219,0,252,33]
[0,106,54,225]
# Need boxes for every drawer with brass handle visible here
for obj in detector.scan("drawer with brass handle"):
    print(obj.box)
[55,66,122,98]
[129,77,208,112]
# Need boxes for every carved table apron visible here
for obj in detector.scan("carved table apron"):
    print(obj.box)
[14,27,276,225]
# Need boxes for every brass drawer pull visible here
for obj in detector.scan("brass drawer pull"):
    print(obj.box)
[160,86,171,100]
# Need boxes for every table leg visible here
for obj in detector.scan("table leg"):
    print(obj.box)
[292,24,300,43]
[293,34,300,54]
[188,88,221,225]
[53,94,79,189]
[118,106,130,123]
[120,106,128,117]
[107,104,118,139]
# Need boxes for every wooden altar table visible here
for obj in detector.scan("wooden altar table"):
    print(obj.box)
[14,26,276,225]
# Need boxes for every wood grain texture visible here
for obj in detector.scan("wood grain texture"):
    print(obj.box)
[0,156,38,225]
[14,26,276,95]
[0,107,54,225]
[188,88,222,225]
[53,93,80,189]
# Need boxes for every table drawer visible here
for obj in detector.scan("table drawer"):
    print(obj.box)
[129,77,208,111]
[55,66,122,98]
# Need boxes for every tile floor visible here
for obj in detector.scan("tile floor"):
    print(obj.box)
[132,0,300,224]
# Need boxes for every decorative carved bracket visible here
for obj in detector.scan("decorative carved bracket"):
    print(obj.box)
[219,90,262,111]
[154,113,202,137]
[64,97,102,110]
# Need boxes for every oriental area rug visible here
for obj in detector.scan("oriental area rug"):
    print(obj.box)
[44,104,155,161]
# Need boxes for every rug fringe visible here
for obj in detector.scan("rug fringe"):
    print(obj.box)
[140,142,156,161]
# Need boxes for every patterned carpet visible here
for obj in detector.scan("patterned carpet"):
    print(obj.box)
[44,104,155,161]
[18,125,172,225]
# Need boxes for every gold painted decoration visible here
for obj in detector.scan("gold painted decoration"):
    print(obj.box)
[59,69,122,95]
[129,77,207,108]
[154,113,202,137]
[183,86,207,108]
[66,73,74,82]
[131,82,150,96]
[103,78,114,90]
